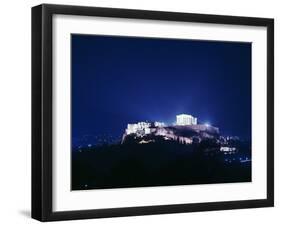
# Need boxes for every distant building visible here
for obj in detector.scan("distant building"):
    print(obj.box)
[176,114,197,126]
[220,146,236,153]
[154,121,166,127]
[122,114,219,144]
[126,122,151,135]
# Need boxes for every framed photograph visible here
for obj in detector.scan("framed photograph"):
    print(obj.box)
[32,4,274,221]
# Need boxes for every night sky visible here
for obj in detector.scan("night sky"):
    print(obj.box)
[71,34,251,145]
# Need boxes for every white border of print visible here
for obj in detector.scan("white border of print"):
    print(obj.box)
[53,14,267,212]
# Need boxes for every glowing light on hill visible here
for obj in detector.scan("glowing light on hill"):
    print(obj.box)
[176,114,197,126]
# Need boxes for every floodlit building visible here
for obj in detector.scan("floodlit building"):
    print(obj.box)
[176,114,197,126]
[126,122,151,135]
[154,122,166,127]
[220,146,236,152]
[122,114,220,144]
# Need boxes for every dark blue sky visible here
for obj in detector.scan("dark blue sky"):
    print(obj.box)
[72,34,251,142]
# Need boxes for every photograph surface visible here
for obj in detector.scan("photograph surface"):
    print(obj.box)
[71,34,252,190]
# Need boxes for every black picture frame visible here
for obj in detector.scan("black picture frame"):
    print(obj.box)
[32,3,274,222]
